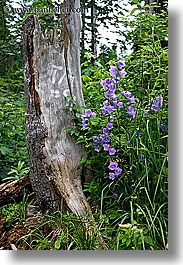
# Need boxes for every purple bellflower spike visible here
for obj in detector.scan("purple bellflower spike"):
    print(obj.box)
[126,140,130,146]
[117,60,125,69]
[127,105,136,118]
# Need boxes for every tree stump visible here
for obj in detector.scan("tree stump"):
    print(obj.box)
[22,1,91,215]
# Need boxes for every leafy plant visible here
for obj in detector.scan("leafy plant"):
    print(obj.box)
[3,161,29,182]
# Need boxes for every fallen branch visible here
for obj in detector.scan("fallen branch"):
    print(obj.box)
[0,174,33,207]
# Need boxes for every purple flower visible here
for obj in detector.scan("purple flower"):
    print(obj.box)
[93,143,101,152]
[106,105,115,114]
[106,89,116,99]
[108,161,118,170]
[101,78,113,90]
[160,124,166,132]
[106,123,113,130]
[121,91,132,98]
[100,134,111,143]
[112,192,118,197]
[103,144,110,151]
[136,129,141,137]
[82,123,88,130]
[115,167,122,175]
[117,102,124,108]
[112,99,118,107]
[109,147,116,155]
[112,77,120,83]
[117,60,125,69]
[109,66,117,78]
[128,97,136,104]
[81,115,88,129]
[127,105,136,118]
[155,96,163,108]
[101,80,108,90]
[93,136,100,143]
[85,109,92,116]
[103,127,110,135]
[109,172,116,180]
[85,109,96,118]
[126,140,130,146]
[151,104,159,111]
[81,115,88,121]
[103,100,109,106]
[102,107,107,115]
[109,116,115,122]
[144,109,150,117]
[119,69,127,78]
[105,78,113,85]
[140,154,145,162]
[91,112,96,118]
[151,96,163,111]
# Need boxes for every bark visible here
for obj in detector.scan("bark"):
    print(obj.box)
[22,0,91,216]
[0,175,32,207]
[91,0,97,61]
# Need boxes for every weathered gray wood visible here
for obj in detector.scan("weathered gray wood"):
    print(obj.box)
[22,0,91,215]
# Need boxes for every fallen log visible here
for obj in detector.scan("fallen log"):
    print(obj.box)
[0,174,33,207]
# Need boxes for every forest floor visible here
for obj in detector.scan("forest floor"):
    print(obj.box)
[0,208,50,250]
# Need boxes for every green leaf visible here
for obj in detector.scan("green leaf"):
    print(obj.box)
[54,240,61,250]
[0,146,11,155]
[130,8,140,16]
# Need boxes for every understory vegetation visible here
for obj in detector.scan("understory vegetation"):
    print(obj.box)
[0,0,168,250]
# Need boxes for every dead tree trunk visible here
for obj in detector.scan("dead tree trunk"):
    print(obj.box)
[22,0,91,216]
